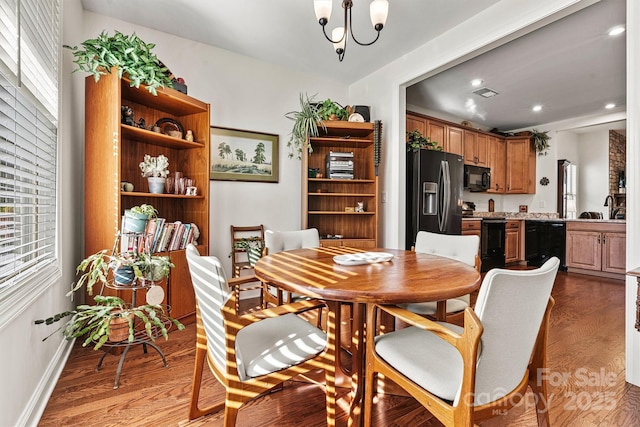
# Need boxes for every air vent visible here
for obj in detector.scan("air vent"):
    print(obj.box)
[473,87,499,98]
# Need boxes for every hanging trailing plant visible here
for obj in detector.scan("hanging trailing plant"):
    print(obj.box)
[406,130,442,152]
[531,129,551,156]
[64,31,173,96]
[285,93,326,159]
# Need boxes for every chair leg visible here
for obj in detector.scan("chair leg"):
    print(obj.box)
[223,396,240,427]
[325,303,338,427]
[363,304,378,427]
[528,297,554,427]
[188,342,225,420]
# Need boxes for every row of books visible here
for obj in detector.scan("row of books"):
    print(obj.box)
[120,218,196,253]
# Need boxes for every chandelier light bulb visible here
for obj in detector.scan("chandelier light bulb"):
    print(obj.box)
[314,0,332,25]
[332,27,346,53]
[370,0,389,30]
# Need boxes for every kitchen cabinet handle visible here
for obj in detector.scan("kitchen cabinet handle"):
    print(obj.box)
[602,235,606,244]
[598,235,601,244]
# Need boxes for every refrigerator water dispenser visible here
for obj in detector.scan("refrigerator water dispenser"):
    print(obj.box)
[422,182,437,215]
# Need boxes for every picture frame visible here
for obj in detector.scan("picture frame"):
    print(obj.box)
[210,126,279,182]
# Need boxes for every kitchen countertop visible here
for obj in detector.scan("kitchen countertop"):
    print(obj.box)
[464,212,625,223]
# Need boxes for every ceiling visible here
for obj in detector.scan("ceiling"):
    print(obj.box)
[80,0,626,132]
[406,0,626,131]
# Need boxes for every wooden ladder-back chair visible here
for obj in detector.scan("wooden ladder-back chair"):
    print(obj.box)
[401,231,481,323]
[262,228,320,308]
[230,224,265,310]
[364,257,560,427]
[185,244,336,426]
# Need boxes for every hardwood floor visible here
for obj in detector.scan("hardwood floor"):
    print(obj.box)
[39,271,640,426]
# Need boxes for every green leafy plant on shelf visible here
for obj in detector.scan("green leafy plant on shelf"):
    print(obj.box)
[406,130,443,152]
[285,93,326,159]
[531,129,551,156]
[64,31,173,95]
[317,98,348,121]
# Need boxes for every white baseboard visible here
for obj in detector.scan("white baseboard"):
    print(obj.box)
[18,338,75,427]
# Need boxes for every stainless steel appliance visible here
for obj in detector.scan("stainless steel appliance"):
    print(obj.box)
[481,218,506,272]
[464,164,491,192]
[406,150,463,249]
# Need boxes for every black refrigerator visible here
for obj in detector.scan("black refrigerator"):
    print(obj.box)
[406,150,464,250]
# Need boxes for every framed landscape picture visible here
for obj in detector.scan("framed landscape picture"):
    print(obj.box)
[210,126,279,182]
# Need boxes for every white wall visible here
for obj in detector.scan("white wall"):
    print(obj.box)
[576,130,609,216]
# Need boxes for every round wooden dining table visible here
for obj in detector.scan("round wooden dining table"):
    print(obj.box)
[254,246,481,426]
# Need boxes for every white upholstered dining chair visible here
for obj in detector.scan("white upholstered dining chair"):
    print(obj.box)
[262,228,320,308]
[364,257,560,427]
[400,231,480,322]
[185,244,336,426]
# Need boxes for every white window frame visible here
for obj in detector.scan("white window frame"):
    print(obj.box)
[0,0,60,320]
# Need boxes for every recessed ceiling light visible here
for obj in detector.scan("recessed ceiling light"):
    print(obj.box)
[471,79,483,87]
[605,103,616,109]
[532,105,542,112]
[609,26,625,36]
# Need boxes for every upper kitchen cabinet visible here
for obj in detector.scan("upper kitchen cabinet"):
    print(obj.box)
[505,136,536,194]
[463,130,488,166]
[487,136,506,193]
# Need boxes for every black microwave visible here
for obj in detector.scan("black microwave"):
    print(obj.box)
[464,165,491,191]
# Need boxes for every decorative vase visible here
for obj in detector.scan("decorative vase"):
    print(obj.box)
[147,177,165,194]
[123,210,149,233]
[113,265,135,285]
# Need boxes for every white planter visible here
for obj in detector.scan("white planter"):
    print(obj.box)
[147,177,165,194]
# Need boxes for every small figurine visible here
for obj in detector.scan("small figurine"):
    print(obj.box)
[121,105,135,126]
[355,202,365,212]
[185,130,194,142]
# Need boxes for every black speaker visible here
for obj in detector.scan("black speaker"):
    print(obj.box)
[354,105,370,122]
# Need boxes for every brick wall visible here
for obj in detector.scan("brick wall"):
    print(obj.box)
[609,130,626,194]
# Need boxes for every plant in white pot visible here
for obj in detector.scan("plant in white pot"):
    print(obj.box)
[139,154,169,193]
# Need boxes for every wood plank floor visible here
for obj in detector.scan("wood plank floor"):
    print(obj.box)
[39,271,640,426]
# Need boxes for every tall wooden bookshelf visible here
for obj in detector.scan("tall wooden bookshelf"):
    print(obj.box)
[302,121,379,248]
[84,71,210,324]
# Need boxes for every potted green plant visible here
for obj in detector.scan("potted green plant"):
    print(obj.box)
[64,31,173,95]
[317,98,348,121]
[35,295,184,350]
[406,130,443,152]
[137,253,175,282]
[531,129,551,156]
[123,203,158,233]
[231,237,265,267]
[285,93,326,159]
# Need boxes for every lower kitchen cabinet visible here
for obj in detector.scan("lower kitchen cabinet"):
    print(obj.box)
[505,220,521,264]
[566,221,626,279]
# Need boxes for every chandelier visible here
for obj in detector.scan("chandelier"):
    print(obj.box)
[314,0,389,62]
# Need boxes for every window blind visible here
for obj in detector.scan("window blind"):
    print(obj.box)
[0,0,59,298]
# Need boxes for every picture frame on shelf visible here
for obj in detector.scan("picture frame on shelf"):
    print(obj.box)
[210,126,279,183]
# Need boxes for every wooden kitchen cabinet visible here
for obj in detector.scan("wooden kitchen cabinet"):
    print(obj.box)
[566,221,626,279]
[506,136,535,194]
[464,130,488,166]
[446,125,464,157]
[505,220,521,263]
[406,113,426,138]
[487,136,506,193]
[461,219,482,238]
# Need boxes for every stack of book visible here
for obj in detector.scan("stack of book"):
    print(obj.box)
[120,217,197,253]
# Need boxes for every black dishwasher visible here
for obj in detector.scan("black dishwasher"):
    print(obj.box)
[525,220,567,270]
